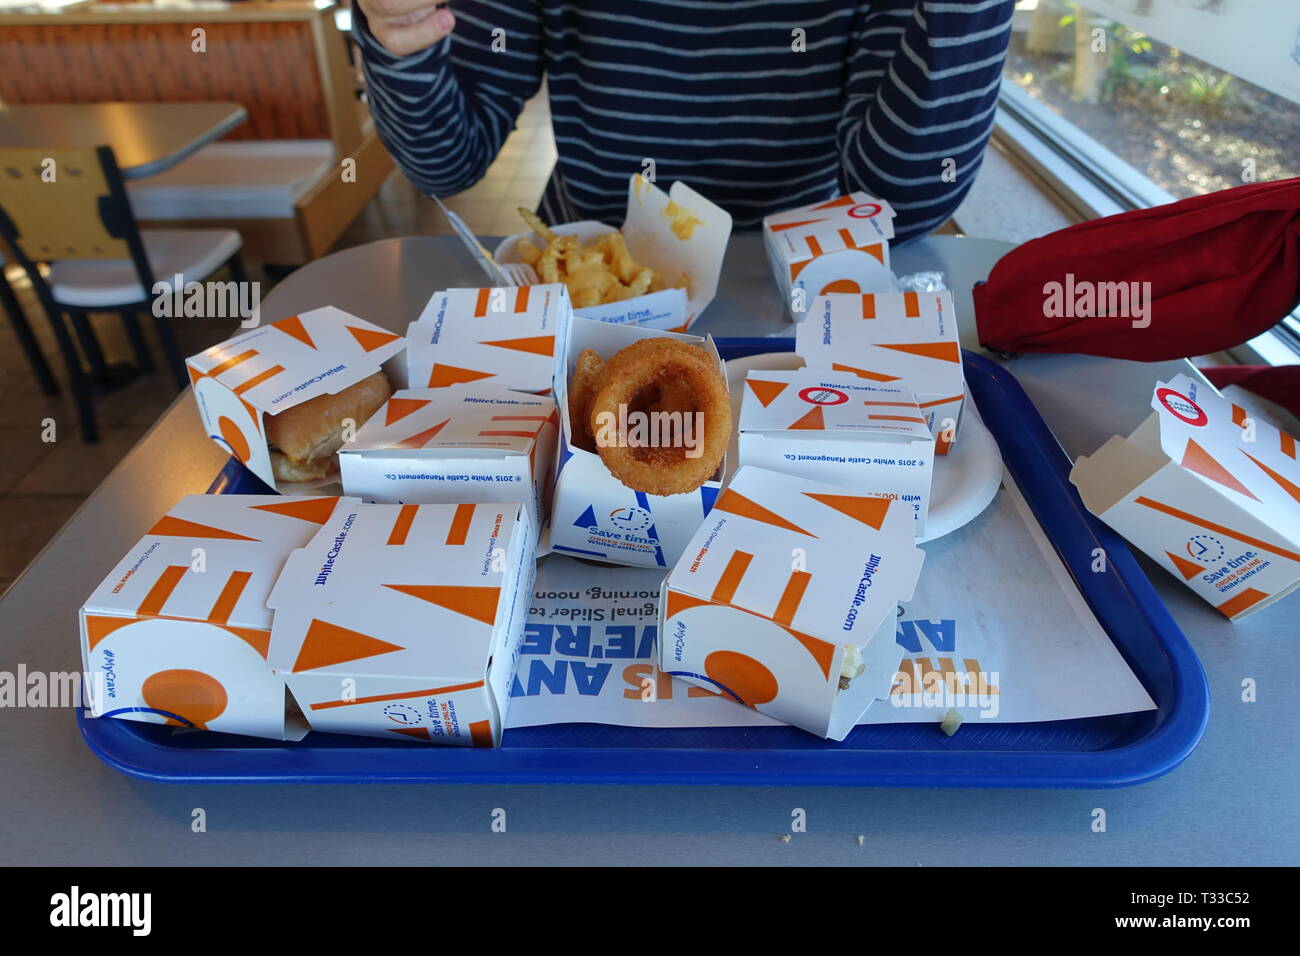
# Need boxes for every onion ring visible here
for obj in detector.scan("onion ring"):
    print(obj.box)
[566,348,605,452]
[587,338,729,495]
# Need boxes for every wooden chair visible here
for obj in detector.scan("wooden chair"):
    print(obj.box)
[0,146,245,441]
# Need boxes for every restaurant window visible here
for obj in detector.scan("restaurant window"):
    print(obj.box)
[997,0,1300,359]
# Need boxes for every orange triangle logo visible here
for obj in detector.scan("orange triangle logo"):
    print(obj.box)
[293,619,405,672]
[221,626,272,658]
[239,397,262,434]
[480,335,554,357]
[347,325,401,353]
[385,396,432,426]
[428,364,495,388]
[1241,450,1300,504]
[819,279,861,294]
[812,195,855,210]
[789,406,824,430]
[273,315,316,350]
[714,490,815,537]
[876,341,961,363]
[250,496,339,525]
[148,515,259,541]
[1163,550,1204,580]
[186,364,204,387]
[85,615,138,650]
[390,727,432,740]
[1216,587,1270,619]
[383,584,502,625]
[781,624,836,679]
[665,590,713,618]
[804,492,892,530]
[1181,439,1258,500]
[831,362,899,382]
[392,418,451,449]
[769,217,826,232]
[745,378,788,407]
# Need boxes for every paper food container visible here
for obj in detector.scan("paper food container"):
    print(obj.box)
[548,317,726,569]
[659,465,924,740]
[338,384,558,543]
[494,175,733,331]
[796,290,967,453]
[737,368,935,537]
[762,192,897,320]
[1071,373,1300,620]
[187,307,407,492]
[79,493,353,740]
[266,500,535,746]
[405,282,572,394]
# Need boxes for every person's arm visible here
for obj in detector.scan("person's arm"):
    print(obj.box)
[353,0,544,196]
[838,0,1016,243]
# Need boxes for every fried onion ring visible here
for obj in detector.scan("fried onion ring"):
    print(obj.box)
[566,348,605,453]
[588,338,729,495]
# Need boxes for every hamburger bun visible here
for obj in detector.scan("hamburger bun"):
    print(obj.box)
[265,370,392,482]
[269,449,339,483]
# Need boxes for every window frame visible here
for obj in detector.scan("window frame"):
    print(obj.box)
[992,81,1300,366]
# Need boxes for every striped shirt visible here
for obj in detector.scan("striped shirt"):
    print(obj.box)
[353,1,1015,242]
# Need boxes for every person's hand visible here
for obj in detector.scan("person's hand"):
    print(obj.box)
[358,0,455,57]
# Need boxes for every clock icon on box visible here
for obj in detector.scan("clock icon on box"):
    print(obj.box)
[1186,534,1224,564]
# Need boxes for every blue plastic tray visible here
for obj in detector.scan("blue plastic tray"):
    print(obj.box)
[77,341,1209,786]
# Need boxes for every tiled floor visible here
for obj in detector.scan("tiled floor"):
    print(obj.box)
[0,91,558,594]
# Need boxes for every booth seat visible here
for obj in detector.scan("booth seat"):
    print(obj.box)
[126,140,337,222]
[0,1,394,264]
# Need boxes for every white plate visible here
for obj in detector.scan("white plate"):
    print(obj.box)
[724,352,1002,544]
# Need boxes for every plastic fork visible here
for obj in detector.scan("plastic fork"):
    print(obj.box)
[432,195,539,287]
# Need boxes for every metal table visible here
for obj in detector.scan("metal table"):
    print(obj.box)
[0,101,247,178]
[0,235,1294,866]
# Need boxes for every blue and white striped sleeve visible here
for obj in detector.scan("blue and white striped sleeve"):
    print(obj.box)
[352,1,544,197]
[838,0,1016,243]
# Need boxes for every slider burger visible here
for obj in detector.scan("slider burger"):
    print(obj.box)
[264,371,392,482]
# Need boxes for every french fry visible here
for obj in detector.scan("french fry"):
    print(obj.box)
[518,240,542,267]
[626,267,654,298]
[606,232,639,284]
[515,210,664,307]
[517,206,558,244]
[539,242,562,284]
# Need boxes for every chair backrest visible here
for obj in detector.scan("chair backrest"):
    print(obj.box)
[0,147,135,262]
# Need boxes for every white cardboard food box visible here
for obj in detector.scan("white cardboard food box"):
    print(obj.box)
[405,283,572,394]
[187,307,408,492]
[737,368,935,536]
[496,175,733,331]
[796,290,967,453]
[548,317,726,568]
[658,465,924,740]
[80,493,353,740]
[338,384,558,543]
[1071,373,1300,620]
[762,192,897,320]
[266,500,535,746]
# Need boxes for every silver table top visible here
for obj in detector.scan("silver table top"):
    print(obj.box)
[0,101,248,179]
[0,234,1294,866]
